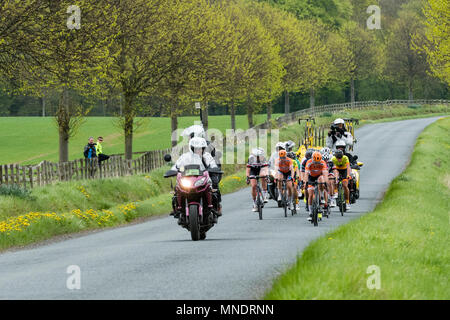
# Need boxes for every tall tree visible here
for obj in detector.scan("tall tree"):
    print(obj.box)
[416,0,450,85]
[5,1,116,162]
[107,0,175,160]
[340,21,381,104]
[385,9,429,100]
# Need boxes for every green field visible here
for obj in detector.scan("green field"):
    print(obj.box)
[0,114,281,165]
[265,116,450,300]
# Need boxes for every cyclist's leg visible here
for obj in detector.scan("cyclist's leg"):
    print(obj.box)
[339,169,350,203]
[276,172,283,200]
[250,177,257,201]
[318,175,328,205]
[333,169,339,194]
[307,176,316,206]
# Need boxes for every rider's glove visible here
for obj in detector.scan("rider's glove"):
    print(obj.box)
[246,177,250,185]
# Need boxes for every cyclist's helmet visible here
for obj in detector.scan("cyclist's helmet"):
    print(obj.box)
[251,147,265,157]
[305,148,314,160]
[335,149,344,159]
[276,142,286,151]
[279,150,287,158]
[335,140,346,151]
[320,147,331,156]
[312,151,322,163]
[287,151,296,159]
[285,140,295,152]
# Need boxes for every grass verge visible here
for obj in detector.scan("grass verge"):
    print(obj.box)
[264,116,449,300]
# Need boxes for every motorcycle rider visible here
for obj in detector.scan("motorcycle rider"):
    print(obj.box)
[326,118,353,152]
[171,137,220,222]
[246,147,269,211]
[181,125,222,216]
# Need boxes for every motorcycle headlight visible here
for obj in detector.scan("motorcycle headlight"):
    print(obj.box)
[194,177,207,187]
[180,178,193,189]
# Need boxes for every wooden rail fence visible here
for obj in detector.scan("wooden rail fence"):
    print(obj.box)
[0,148,171,189]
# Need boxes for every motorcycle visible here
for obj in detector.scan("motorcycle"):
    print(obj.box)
[349,155,364,204]
[164,155,222,241]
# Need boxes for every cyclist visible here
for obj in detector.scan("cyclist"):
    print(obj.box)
[321,147,336,207]
[300,148,314,211]
[331,149,352,211]
[305,151,329,221]
[274,149,295,210]
[246,148,269,212]
[287,151,301,210]
[269,142,286,169]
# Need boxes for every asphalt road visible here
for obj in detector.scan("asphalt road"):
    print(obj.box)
[0,117,440,300]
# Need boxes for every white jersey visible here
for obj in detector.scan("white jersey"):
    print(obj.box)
[171,152,217,172]
[326,133,353,153]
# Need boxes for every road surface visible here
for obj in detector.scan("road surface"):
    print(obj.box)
[0,117,441,299]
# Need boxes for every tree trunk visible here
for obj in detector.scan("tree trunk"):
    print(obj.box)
[408,80,413,101]
[59,129,69,163]
[58,88,70,163]
[267,100,272,127]
[247,97,254,128]
[202,100,208,131]
[284,90,290,114]
[123,94,135,160]
[171,104,178,147]
[310,88,315,112]
[41,96,46,117]
[230,99,236,131]
[350,77,355,106]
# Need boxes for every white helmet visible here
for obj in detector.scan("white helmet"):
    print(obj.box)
[251,147,265,157]
[183,125,205,139]
[275,142,286,151]
[285,140,295,152]
[334,118,345,125]
[335,140,346,150]
[189,137,207,154]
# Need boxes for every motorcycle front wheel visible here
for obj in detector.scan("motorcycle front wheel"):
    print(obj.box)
[189,204,200,241]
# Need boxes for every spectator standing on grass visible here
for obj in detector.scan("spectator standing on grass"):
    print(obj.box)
[96,136,110,164]
[84,137,97,177]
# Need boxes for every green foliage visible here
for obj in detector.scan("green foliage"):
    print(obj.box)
[0,184,33,200]
[417,0,450,85]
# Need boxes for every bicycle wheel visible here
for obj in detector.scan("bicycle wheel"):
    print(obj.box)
[257,187,263,220]
[338,183,345,216]
[282,183,287,218]
[312,187,319,226]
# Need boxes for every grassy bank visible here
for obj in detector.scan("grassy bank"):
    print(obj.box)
[265,116,449,300]
[0,105,448,251]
